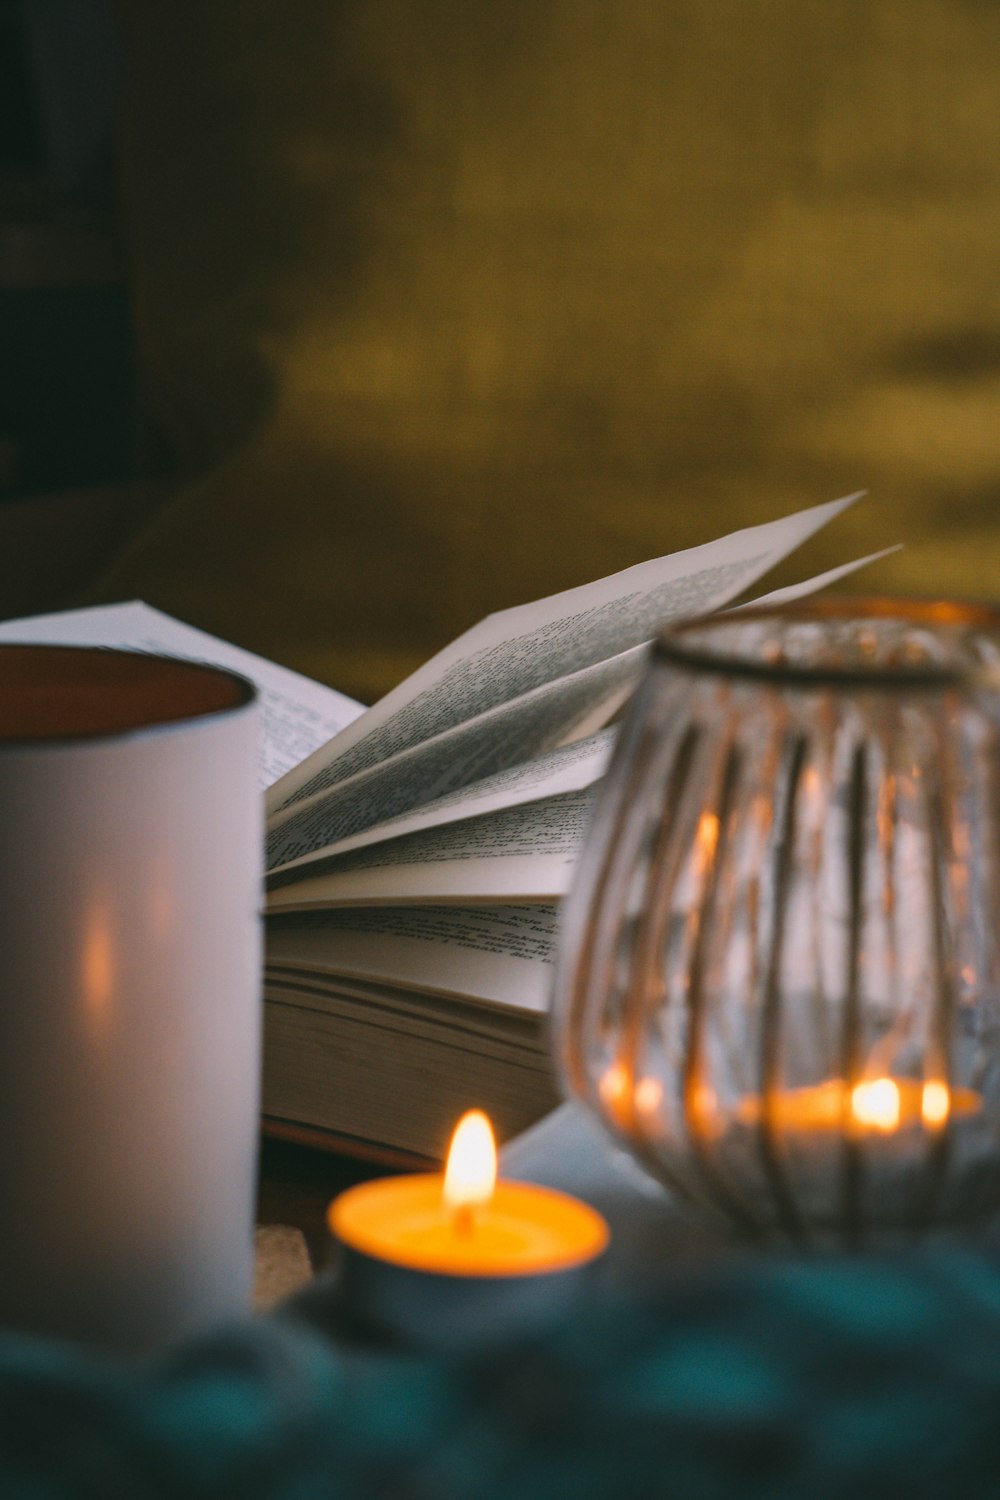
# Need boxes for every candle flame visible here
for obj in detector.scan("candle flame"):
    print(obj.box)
[921,1080,951,1128]
[851,1077,900,1132]
[443,1110,497,1213]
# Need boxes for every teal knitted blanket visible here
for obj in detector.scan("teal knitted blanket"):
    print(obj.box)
[2,1250,999,1498]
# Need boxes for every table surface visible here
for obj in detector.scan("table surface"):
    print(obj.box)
[256,1135,392,1275]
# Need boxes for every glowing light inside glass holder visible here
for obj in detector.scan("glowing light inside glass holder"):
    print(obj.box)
[851,1078,901,1132]
[727,1076,980,1134]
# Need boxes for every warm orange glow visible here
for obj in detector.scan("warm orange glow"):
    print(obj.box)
[851,1077,901,1132]
[739,1076,980,1133]
[82,900,115,1031]
[921,1080,951,1128]
[687,1077,721,1138]
[600,1064,665,1129]
[599,1059,635,1127]
[740,1079,843,1129]
[442,1110,497,1214]
[634,1076,663,1116]
[694,811,720,875]
[740,1074,983,1128]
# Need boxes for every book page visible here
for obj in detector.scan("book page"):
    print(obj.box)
[0,600,364,790]
[268,727,614,875]
[726,545,901,611]
[264,548,900,905]
[267,788,593,908]
[264,904,560,1012]
[268,494,860,816]
[266,526,885,876]
[265,648,636,870]
[261,976,556,1158]
[264,972,545,1046]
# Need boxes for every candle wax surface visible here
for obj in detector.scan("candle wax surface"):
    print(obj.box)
[330,1174,610,1277]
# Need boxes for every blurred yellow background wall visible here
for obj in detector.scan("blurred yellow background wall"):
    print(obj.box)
[89,1,1000,701]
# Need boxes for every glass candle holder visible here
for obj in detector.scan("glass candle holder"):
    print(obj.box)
[551,598,1000,1248]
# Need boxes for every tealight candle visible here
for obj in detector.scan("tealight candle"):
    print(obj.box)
[698,1075,989,1246]
[329,1111,610,1346]
[735,1077,982,1134]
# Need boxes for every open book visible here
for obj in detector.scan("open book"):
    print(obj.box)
[0,496,887,1163]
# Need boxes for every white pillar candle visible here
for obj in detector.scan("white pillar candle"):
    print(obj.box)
[0,644,261,1356]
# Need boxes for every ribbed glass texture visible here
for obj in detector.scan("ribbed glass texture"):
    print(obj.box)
[551,599,1000,1246]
